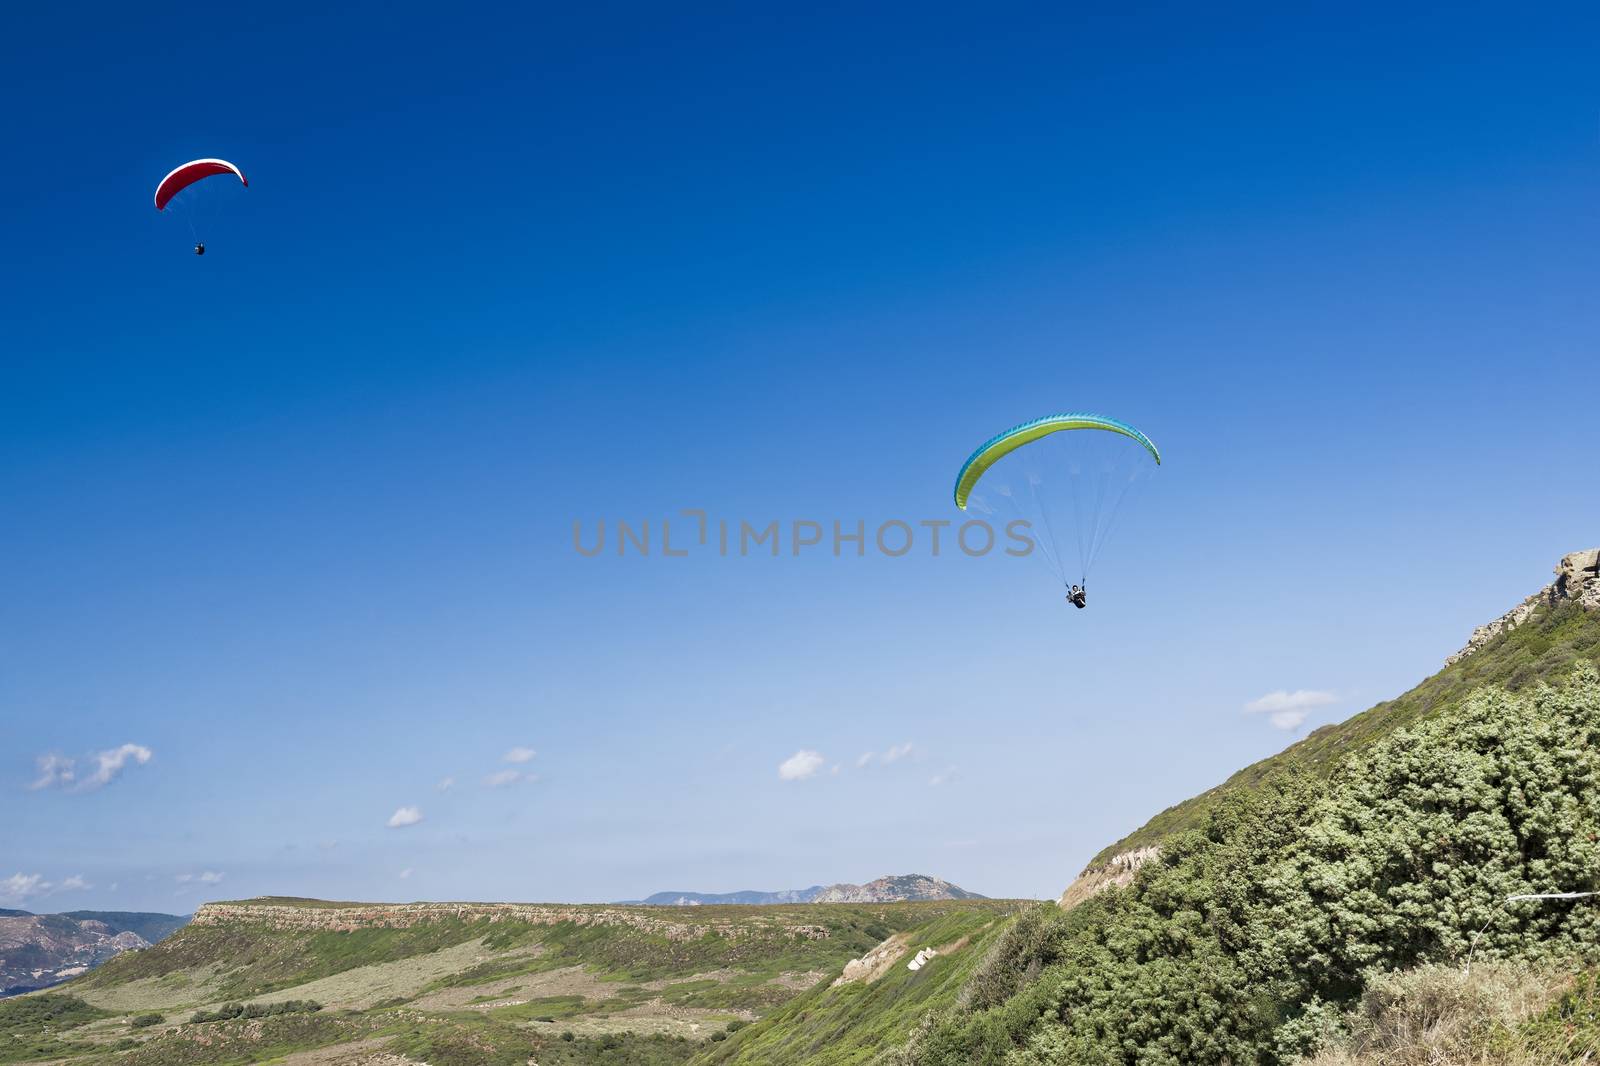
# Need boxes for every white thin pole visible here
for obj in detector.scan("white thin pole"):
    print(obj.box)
[1465,891,1599,975]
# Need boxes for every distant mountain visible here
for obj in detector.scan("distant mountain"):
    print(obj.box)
[810,875,984,903]
[621,874,983,906]
[58,911,190,944]
[0,909,190,997]
[628,887,826,906]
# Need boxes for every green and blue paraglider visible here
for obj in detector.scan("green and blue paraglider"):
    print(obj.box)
[954,412,1160,603]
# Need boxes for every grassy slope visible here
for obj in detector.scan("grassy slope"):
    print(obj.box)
[81,900,1016,1001]
[0,995,111,1064]
[77,915,489,1000]
[1092,598,1600,864]
[692,904,1021,1066]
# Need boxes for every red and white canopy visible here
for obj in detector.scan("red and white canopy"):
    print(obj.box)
[154,158,247,210]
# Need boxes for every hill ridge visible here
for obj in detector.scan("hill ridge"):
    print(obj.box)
[190,898,832,940]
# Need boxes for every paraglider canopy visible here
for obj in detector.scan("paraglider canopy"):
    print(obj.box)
[154,159,247,211]
[954,413,1160,511]
[954,411,1160,592]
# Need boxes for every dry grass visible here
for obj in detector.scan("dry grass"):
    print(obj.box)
[1299,962,1578,1066]
[410,961,618,1011]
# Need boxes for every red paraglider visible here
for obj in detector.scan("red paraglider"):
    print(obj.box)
[154,158,247,210]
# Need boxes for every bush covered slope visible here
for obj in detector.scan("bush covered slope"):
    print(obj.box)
[900,662,1600,1065]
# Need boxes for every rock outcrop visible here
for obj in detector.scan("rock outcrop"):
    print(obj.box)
[1057,846,1162,911]
[831,932,912,986]
[1445,548,1600,666]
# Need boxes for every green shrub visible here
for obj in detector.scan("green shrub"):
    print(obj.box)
[191,998,323,1024]
[129,1012,164,1028]
[910,664,1600,1066]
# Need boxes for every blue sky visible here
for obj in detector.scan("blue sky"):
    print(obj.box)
[3,2,1598,912]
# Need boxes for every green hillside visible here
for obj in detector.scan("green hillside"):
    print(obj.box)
[692,904,1013,1065]
[1092,596,1600,864]
[2,898,1019,1066]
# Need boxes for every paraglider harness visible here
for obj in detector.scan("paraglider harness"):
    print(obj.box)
[1068,583,1087,609]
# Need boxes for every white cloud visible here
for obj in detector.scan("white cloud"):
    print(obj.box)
[387,806,424,828]
[857,743,916,768]
[928,767,958,787]
[436,776,456,792]
[0,872,95,904]
[398,868,414,880]
[81,744,153,790]
[1244,690,1337,730]
[778,749,825,781]
[176,871,225,885]
[28,744,152,793]
[483,769,526,788]
[1244,689,1337,713]
[0,873,49,905]
[503,747,536,764]
[28,754,76,791]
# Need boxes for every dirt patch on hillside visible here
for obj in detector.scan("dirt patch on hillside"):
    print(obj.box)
[771,969,828,990]
[642,967,737,990]
[519,999,750,1039]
